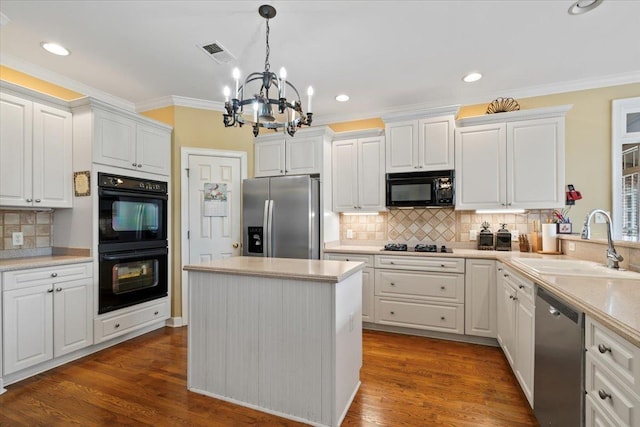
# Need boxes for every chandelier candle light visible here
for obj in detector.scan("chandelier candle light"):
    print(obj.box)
[223,4,313,137]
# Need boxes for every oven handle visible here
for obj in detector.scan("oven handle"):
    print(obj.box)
[100,248,168,261]
[99,188,168,200]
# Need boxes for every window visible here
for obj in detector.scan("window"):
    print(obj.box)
[613,97,640,241]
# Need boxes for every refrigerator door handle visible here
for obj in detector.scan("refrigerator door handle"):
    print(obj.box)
[263,200,270,257]
[267,200,274,257]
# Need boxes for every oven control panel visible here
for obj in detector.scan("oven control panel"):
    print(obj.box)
[98,172,168,194]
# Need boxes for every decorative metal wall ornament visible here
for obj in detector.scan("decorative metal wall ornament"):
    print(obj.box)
[222,4,313,137]
[486,97,520,114]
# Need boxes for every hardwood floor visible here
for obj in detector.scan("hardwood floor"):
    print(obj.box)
[0,327,538,426]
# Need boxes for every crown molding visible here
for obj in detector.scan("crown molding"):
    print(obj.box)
[0,80,71,109]
[136,95,224,113]
[456,104,573,127]
[332,128,385,141]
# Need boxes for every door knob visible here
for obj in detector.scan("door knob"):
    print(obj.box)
[232,243,239,249]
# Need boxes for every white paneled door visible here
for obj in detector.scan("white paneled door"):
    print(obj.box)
[188,154,242,265]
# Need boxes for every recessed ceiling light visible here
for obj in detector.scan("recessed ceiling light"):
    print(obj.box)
[568,0,603,15]
[462,72,482,83]
[335,94,350,102]
[41,42,70,56]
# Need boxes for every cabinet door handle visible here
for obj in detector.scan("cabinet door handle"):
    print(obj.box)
[56,287,62,292]
[390,261,395,265]
[51,272,58,277]
[114,323,120,329]
[47,288,54,293]
[280,170,284,174]
[132,163,137,167]
[598,344,612,354]
[440,316,445,320]
[598,389,611,400]
[154,311,159,315]
[137,164,142,168]
[390,311,395,315]
[504,273,509,278]
[26,198,33,202]
[35,199,41,203]
[497,268,503,272]
[440,286,445,290]
[390,282,396,286]
[518,285,525,289]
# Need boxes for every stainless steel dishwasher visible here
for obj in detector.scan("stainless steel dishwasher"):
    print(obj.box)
[534,286,585,426]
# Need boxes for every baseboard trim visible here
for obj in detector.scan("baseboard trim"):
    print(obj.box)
[363,322,499,347]
[165,317,184,328]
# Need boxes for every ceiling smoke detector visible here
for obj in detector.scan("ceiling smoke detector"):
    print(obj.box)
[568,0,604,15]
[198,40,235,64]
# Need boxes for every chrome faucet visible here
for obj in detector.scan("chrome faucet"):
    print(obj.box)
[581,209,624,269]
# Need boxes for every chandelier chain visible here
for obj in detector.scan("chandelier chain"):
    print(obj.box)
[264,18,270,72]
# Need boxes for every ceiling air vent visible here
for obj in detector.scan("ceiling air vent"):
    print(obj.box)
[198,40,235,64]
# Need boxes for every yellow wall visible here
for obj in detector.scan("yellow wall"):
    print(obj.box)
[3,65,639,317]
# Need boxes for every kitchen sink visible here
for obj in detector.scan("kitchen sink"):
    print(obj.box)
[511,258,640,279]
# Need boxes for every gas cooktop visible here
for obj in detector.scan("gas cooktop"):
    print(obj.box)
[382,243,453,253]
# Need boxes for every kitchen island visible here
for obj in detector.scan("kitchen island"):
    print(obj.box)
[183,257,365,427]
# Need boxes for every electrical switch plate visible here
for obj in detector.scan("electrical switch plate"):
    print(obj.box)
[12,232,24,246]
[511,230,519,241]
[469,230,478,241]
[346,229,353,239]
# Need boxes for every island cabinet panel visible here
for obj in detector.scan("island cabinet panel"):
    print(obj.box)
[188,270,362,427]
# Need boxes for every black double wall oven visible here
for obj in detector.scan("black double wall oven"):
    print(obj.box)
[98,173,168,314]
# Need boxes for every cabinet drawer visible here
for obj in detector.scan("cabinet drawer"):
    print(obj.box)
[375,255,464,273]
[324,253,374,267]
[375,269,464,303]
[3,262,92,291]
[586,394,624,427]
[500,266,534,303]
[374,297,464,334]
[586,352,640,427]
[94,299,168,343]
[586,317,640,396]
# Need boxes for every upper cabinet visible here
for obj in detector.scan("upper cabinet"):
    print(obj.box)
[455,105,571,210]
[332,130,386,212]
[383,106,459,173]
[254,126,333,177]
[92,108,171,175]
[0,90,73,208]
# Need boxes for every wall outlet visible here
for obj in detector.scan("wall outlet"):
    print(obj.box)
[511,230,519,241]
[595,212,609,223]
[12,232,24,246]
[469,230,478,241]
[346,229,353,239]
[568,242,576,252]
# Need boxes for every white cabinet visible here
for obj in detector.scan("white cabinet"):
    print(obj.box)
[0,91,72,208]
[332,130,385,212]
[464,259,496,338]
[374,255,465,334]
[455,106,571,210]
[324,253,375,322]
[93,108,171,175]
[2,263,93,375]
[383,107,458,173]
[585,316,640,427]
[495,262,535,407]
[254,127,333,177]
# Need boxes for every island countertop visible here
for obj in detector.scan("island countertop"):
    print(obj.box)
[184,256,365,283]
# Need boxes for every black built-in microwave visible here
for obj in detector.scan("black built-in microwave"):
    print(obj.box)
[385,170,454,208]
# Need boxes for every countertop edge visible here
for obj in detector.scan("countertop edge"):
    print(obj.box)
[0,256,94,272]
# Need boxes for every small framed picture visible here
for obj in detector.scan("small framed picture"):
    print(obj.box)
[557,223,572,234]
[73,171,91,197]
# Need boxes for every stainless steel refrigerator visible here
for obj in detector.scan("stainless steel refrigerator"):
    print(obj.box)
[242,175,320,259]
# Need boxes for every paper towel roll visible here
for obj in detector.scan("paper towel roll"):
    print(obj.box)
[542,223,558,252]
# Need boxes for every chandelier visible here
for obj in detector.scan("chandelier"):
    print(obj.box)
[223,4,313,137]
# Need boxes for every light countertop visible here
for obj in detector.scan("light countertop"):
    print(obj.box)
[184,256,365,283]
[0,255,93,272]
[325,245,640,347]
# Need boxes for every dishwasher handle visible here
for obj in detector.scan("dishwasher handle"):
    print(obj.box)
[537,286,583,325]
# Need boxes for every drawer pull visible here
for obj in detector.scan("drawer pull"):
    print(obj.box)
[154,311,159,315]
[390,282,396,286]
[598,344,612,354]
[55,287,62,292]
[518,285,525,289]
[440,264,445,268]
[47,288,54,293]
[345,258,349,261]
[390,311,395,315]
[504,273,509,278]
[114,323,120,329]
[440,286,445,290]
[598,389,612,400]
[440,316,445,321]
[497,267,503,272]
[51,272,58,278]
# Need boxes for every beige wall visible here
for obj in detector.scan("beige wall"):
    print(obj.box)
[2,65,639,317]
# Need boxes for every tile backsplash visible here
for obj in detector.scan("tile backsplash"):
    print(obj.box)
[340,208,554,244]
[0,209,53,255]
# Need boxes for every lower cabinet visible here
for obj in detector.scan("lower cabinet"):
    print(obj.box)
[94,299,169,343]
[465,259,496,338]
[323,253,374,322]
[2,263,93,375]
[585,316,640,427]
[496,262,535,407]
[374,256,465,334]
